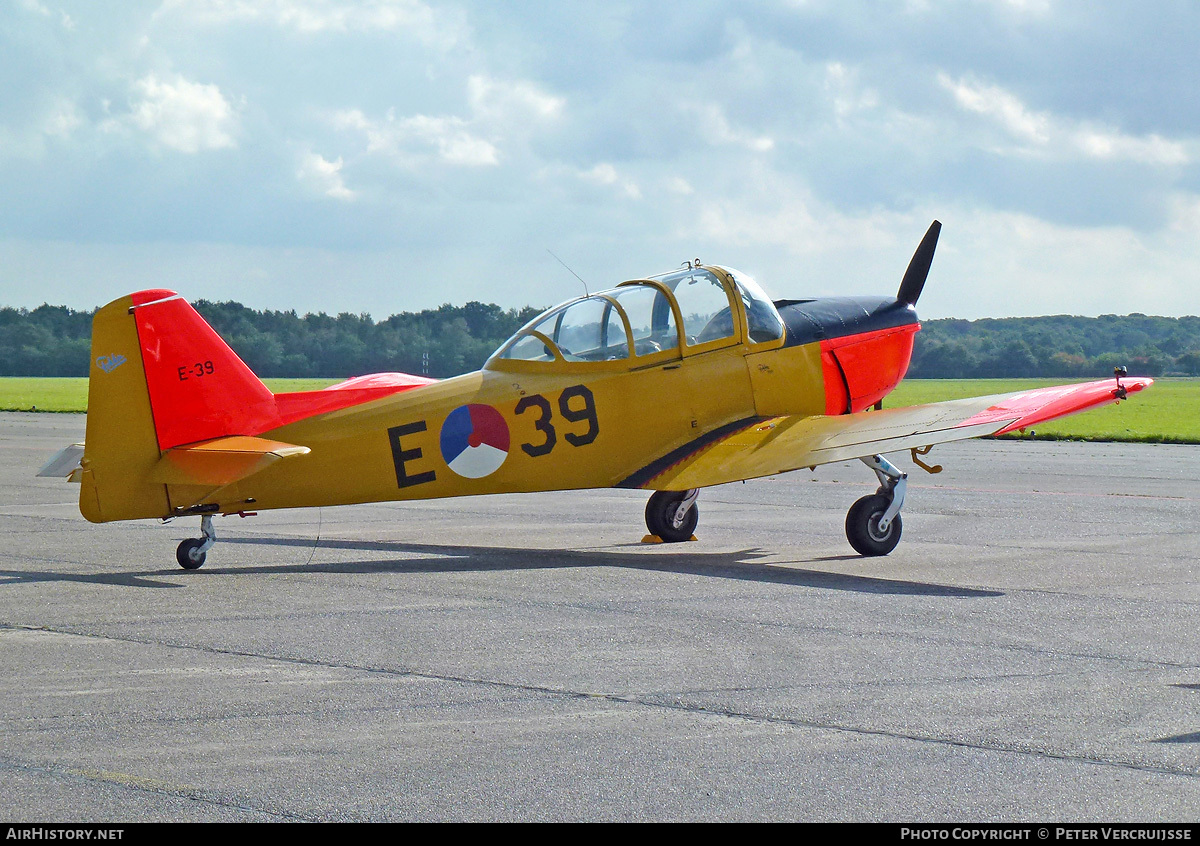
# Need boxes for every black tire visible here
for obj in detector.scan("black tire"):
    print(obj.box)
[845,493,902,557]
[176,538,207,570]
[645,490,698,543]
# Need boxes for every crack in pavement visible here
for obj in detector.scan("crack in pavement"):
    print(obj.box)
[6,622,1200,789]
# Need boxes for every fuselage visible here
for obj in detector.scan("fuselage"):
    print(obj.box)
[223,268,920,513]
[77,267,920,522]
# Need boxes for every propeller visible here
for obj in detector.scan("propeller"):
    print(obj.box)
[896,220,941,307]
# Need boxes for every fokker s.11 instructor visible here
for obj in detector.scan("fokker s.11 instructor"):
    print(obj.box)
[40,222,1151,568]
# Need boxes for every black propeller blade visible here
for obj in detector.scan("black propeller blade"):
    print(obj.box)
[897,220,941,307]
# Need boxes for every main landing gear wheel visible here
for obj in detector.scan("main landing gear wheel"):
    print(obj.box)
[176,538,207,569]
[645,489,699,543]
[845,454,909,557]
[845,493,903,557]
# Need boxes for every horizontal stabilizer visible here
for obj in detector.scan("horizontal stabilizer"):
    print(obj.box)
[150,436,310,487]
[37,443,85,481]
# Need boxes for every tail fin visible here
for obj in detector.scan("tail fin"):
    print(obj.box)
[81,289,432,522]
[130,291,276,449]
[80,290,277,522]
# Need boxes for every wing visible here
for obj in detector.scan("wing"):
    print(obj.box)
[633,377,1152,491]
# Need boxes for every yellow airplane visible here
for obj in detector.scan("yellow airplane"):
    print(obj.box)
[39,222,1151,568]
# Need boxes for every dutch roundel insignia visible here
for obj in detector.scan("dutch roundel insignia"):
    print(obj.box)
[439,404,511,478]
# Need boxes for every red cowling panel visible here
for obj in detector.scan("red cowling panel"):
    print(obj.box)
[957,377,1153,434]
[821,325,919,414]
[130,291,433,449]
[820,350,850,415]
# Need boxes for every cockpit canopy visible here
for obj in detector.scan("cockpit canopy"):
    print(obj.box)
[488,266,784,368]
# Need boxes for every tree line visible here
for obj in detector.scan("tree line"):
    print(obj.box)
[909,313,1200,378]
[0,300,543,379]
[1,300,1198,379]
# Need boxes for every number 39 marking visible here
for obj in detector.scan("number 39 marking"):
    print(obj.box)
[515,384,598,457]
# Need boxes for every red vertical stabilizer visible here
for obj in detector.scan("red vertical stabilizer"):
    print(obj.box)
[130,291,279,449]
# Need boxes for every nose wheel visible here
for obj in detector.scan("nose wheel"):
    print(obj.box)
[846,455,907,556]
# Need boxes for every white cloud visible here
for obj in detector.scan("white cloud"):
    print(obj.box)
[977,0,1052,15]
[683,102,774,152]
[0,99,84,159]
[939,74,1048,144]
[824,62,880,121]
[15,0,74,29]
[665,176,695,196]
[333,109,498,167]
[297,152,355,200]
[940,73,1190,165]
[578,162,641,200]
[156,0,459,45]
[42,101,82,138]
[681,169,1200,319]
[129,74,238,153]
[329,75,562,171]
[467,75,564,124]
[1074,129,1188,166]
[899,0,1053,16]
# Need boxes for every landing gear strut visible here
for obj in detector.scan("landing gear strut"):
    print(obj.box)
[176,514,216,570]
[845,454,907,556]
[645,489,699,543]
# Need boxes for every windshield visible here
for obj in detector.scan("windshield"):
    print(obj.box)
[725,268,785,343]
[497,294,635,362]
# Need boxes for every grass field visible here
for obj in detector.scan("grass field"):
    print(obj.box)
[2,376,1196,443]
[0,378,339,413]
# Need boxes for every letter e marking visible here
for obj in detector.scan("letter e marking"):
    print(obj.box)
[388,421,437,488]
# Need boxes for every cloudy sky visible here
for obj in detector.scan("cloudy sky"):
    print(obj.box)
[2,0,1199,320]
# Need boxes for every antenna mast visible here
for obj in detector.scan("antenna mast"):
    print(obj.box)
[547,249,589,297]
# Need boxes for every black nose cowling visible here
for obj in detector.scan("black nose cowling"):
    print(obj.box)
[896,220,941,307]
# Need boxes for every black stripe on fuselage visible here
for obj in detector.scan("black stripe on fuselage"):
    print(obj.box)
[774,296,917,348]
[615,416,763,489]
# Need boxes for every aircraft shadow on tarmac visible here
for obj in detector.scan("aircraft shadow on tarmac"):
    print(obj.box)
[0,538,1002,597]
[199,535,1005,598]
[0,568,184,589]
[1153,686,1200,743]
[1152,732,1200,744]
